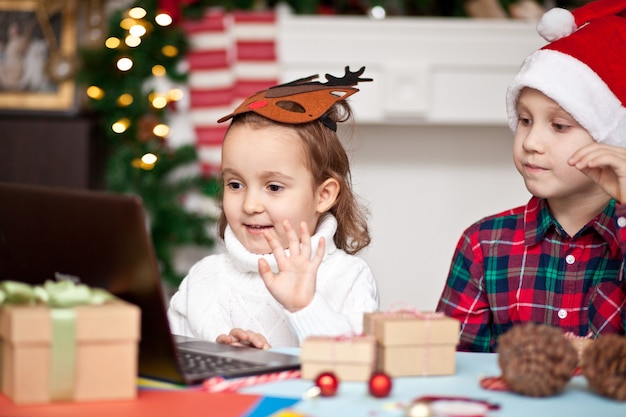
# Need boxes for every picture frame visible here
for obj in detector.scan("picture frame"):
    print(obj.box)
[0,0,77,113]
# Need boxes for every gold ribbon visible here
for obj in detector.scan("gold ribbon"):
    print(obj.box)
[0,279,115,401]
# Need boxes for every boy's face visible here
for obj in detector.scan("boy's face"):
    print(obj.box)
[221,123,322,255]
[513,88,599,202]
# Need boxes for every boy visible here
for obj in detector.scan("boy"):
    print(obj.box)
[437,0,626,352]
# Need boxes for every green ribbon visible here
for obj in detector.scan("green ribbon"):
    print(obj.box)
[0,279,114,308]
[0,279,115,401]
[49,308,77,400]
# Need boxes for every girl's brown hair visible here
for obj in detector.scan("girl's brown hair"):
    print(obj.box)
[217,100,371,254]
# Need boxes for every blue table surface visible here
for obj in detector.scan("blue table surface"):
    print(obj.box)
[240,349,626,417]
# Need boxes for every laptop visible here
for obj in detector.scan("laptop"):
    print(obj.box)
[0,182,300,385]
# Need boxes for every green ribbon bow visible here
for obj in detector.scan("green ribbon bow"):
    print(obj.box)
[0,279,114,308]
[0,279,116,401]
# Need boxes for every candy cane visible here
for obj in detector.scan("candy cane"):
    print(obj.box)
[202,369,301,393]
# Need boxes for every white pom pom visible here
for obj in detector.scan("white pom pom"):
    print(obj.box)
[537,8,577,42]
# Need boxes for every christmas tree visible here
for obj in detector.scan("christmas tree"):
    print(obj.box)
[76,0,220,289]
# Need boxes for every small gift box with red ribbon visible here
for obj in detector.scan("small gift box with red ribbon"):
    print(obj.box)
[300,334,376,382]
[364,310,460,377]
[0,280,140,404]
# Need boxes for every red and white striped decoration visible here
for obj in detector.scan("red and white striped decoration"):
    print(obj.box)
[183,9,278,177]
[201,369,301,393]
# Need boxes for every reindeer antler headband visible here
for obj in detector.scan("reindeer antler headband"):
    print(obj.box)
[217,66,372,131]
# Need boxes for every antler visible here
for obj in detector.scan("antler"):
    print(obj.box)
[263,66,371,99]
[271,66,372,91]
[324,66,372,86]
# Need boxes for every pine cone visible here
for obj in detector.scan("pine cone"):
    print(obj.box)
[497,323,578,397]
[581,334,626,401]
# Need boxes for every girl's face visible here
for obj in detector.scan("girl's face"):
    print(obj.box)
[221,123,326,255]
[513,88,599,203]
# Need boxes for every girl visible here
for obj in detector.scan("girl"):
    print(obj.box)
[168,67,379,348]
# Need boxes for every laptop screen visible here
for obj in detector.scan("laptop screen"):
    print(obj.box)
[0,182,185,383]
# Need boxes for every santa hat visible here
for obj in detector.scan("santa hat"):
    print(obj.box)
[506,0,626,147]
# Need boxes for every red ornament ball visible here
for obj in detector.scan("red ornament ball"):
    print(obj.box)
[315,372,339,397]
[369,372,393,398]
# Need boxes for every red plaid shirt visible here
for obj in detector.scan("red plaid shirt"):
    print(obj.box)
[436,197,626,352]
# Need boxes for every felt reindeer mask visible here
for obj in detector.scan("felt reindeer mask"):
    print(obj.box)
[217,66,372,131]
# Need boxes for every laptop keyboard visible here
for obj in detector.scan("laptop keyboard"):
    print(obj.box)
[177,351,267,377]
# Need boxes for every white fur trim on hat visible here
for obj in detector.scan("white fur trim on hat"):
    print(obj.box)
[506,49,626,148]
[537,8,577,41]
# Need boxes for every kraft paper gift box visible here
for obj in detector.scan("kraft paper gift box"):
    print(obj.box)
[0,300,141,404]
[300,335,376,382]
[364,311,460,377]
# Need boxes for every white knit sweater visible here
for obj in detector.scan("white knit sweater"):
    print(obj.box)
[167,214,379,347]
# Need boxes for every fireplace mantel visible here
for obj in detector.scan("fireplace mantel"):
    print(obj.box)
[277,12,544,125]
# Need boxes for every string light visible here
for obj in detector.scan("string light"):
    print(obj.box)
[128,7,147,19]
[105,37,120,49]
[142,153,158,165]
[169,88,184,101]
[129,24,147,37]
[152,65,166,76]
[370,6,386,19]
[117,93,134,107]
[155,13,172,26]
[132,153,158,170]
[120,18,137,30]
[148,92,168,109]
[112,118,131,133]
[86,85,104,100]
[117,57,133,71]
[153,124,170,137]
[161,45,178,57]
[125,35,141,47]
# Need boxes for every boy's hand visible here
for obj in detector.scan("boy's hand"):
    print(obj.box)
[569,143,626,203]
[258,219,324,312]
[216,328,271,349]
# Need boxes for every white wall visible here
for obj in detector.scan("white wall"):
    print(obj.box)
[343,123,530,310]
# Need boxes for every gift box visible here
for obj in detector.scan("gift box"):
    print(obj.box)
[0,300,141,404]
[300,335,376,381]
[364,311,460,377]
